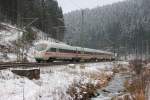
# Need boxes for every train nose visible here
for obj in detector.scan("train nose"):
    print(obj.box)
[34,51,45,57]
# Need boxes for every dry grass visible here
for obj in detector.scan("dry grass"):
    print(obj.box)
[123,59,150,100]
[124,79,146,100]
[129,59,144,75]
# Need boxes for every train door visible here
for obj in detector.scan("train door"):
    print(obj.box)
[56,48,60,58]
[76,48,78,57]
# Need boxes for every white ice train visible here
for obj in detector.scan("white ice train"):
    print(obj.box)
[33,41,114,63]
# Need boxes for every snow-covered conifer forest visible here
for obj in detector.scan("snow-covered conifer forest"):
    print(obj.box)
[0,0,149,100]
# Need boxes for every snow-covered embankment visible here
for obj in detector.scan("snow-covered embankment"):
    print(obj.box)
[0,62,116,100]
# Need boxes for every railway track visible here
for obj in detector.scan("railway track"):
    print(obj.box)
[0,61,103,70]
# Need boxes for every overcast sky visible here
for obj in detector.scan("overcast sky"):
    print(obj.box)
[57,0,125,13]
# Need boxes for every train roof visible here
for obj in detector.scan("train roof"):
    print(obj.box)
[46,42,76,51]
[35,41,113,55]
[83,48,112,54]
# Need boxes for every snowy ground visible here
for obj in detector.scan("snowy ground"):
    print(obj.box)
[0,53,17,62]
[0,62,116,100]
[0,23,23,44]
[0,23,22,62]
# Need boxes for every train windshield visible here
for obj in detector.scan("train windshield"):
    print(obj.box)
[35,43,48,51]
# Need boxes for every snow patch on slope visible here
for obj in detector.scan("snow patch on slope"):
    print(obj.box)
[0,70,39,100]
[0,23,23,43]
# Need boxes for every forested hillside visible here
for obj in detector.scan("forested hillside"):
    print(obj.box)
[64,0,150,56]
[0,0,65,40]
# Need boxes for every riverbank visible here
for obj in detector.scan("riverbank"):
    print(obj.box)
[92,61,130,100]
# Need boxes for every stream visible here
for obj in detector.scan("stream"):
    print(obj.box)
[92,73,130,100]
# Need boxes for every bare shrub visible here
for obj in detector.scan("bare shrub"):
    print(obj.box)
[67,82,97,100]
[67,72,113,100]
[129,59,144,75]
[124,61,150,100]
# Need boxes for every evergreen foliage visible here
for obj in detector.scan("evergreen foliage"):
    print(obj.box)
[0,0,65,40]
[64,0,150,55]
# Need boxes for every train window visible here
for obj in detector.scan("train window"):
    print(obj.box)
[47,48,56,52]
[69,49,73,53]
[59,49,64,52]
[85,52,91,54]
[51,48,57,52]
[77,51,81,54]
[59,49,64,53]
[59,49,75,53]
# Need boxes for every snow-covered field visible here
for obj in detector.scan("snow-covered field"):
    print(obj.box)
[0,62,117,100]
